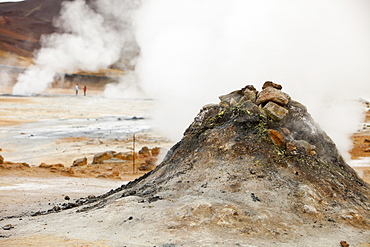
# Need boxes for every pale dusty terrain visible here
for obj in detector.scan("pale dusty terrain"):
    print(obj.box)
[0,87,176,245]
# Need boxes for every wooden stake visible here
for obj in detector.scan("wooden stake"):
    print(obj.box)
[133,133,136,174]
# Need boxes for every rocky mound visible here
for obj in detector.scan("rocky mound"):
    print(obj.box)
[115,81,370,225]
[0,0,68,58]
[2,82,370,246]
[88,82,369,234]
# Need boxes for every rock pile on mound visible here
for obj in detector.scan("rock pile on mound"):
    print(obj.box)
[3,82,370,246]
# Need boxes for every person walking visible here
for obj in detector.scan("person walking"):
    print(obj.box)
[83,85,87,96]
[75,84,79,95]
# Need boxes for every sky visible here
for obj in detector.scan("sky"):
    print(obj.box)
[9,0,370,161]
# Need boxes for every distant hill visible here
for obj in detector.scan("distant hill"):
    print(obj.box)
[0,0,71,59]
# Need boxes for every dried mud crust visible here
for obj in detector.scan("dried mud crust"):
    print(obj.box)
[351,132,370,184]
[350,107,370,183]
[351,133,370,159]
[350,109,370,159]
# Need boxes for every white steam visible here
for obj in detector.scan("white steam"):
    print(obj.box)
[132,0,370,160]
[0,69,13,88]
[104,71,144,98]
[12,0,138,95]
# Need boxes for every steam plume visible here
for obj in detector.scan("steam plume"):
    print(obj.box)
[12,0,138,95]
[131,0,370,161]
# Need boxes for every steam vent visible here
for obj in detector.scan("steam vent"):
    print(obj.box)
[10,82,370,246]
[118,81,370,226]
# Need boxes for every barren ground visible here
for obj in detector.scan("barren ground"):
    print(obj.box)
[0,86,173,220]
